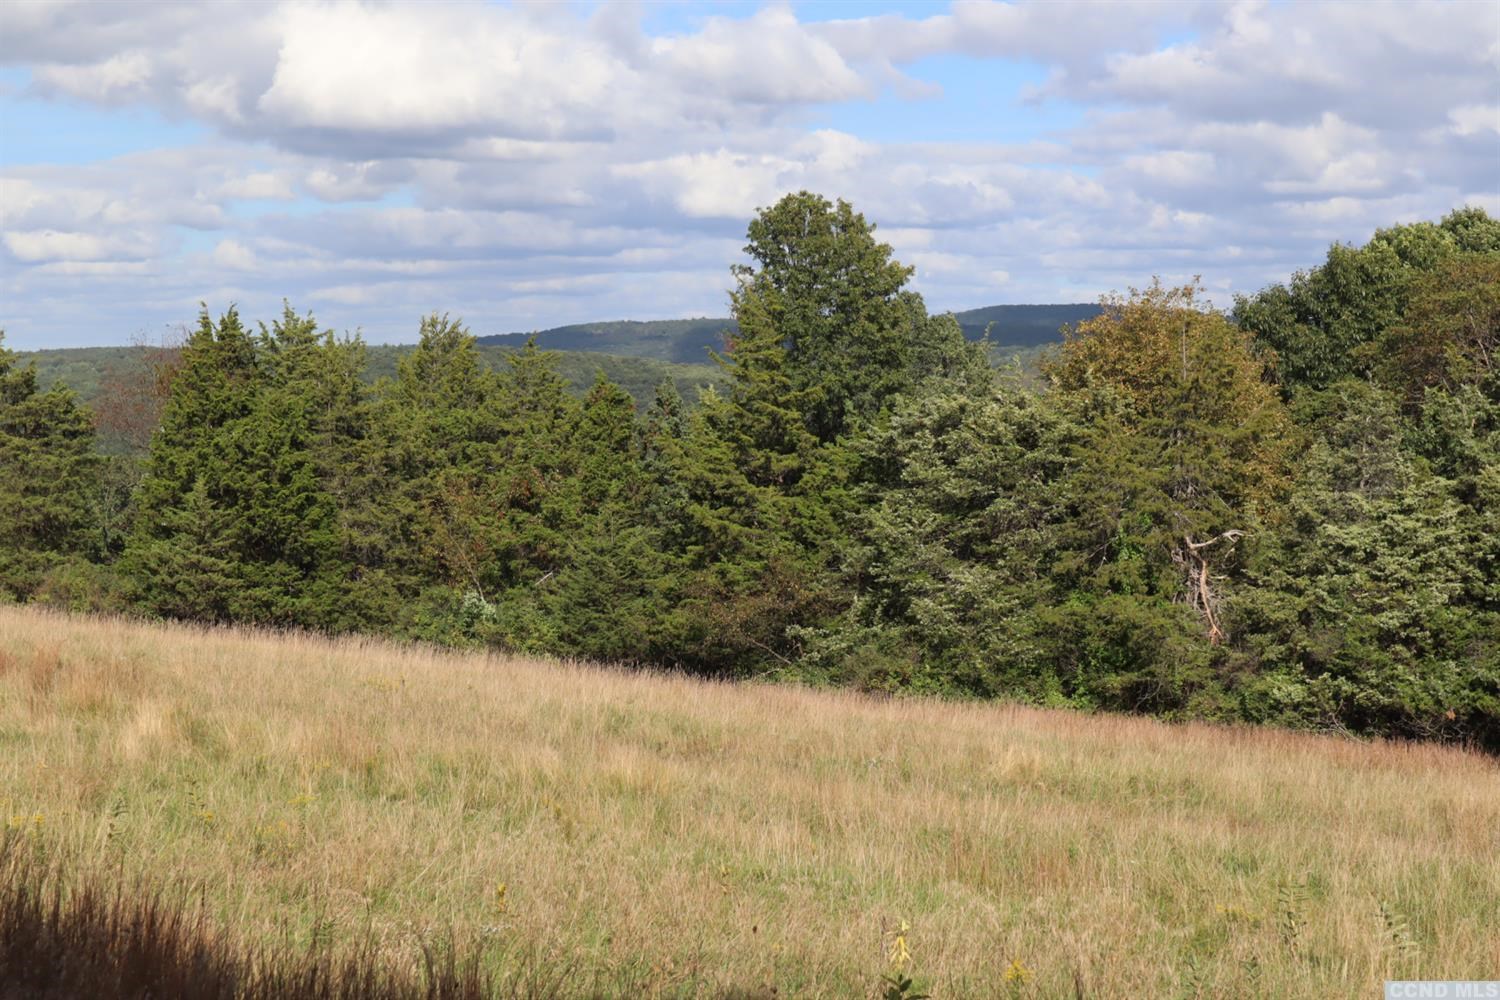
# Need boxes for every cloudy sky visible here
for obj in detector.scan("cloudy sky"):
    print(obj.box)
[1,0,1496,350]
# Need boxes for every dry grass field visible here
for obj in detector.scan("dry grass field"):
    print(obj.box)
[1,605,1496,997]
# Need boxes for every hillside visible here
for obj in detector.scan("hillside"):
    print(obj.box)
[14,310,1067,432]
[477,303,1099,362]
[950,303,1101,344]
[18,343,722,418]
[479,317,738,363]
[2,606,1494,997]
[15,339,1045,421]
[364,344,721,408]
[15,300,1088,419]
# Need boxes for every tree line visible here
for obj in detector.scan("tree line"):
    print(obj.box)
[3,193,1496,748]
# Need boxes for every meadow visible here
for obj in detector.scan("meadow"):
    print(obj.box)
[1,605,1496,997]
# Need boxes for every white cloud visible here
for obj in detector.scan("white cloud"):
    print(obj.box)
[29,259,151,277]
[309,282,378,306]
[301,163,399,203]
[184,75,243,123]
[652,6,869,105]
[1069,0,1496,132]
[31,49,153,102]
[217,171,294,201]
[210,238,256,270]
[614,150,807,220]
[1450,104,1500,137]
[1124,150,1217,187]
[257,3,628,141]
[3,228,147,263]
[0,0,1495,348]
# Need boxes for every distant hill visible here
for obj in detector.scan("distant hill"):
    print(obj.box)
[19,303,1095,449]
[19,344,721,455]
[362,344,720,408]
[478,303,1100,362]
[479,318,735,364]
[20,344,719,411]
[950,303,1101,345]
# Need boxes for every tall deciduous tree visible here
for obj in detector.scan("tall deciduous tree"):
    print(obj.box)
[1042,282,1294,711]
[1235,207,1500,394]
[1378,254,1500,404]
[732,191,984,443]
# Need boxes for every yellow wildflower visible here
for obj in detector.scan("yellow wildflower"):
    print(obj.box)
[888,919,912,969]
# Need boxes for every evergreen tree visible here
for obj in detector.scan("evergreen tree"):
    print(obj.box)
[259,304,381,630]
[1233,382,1498,746]
[574,373,643,508]
[539,374,683,663]
[0,333,102,600]
[123,308,259,621]
[489,341,582,594]
[712,286,821,491]
[807,379,1078,696]
[376,314,503,599]
[124,306,363,629]
[633,382,833,674]
[639,379,694,550]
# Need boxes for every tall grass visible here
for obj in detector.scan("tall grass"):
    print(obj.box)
[1,605,1496,997]
[0,835,493,999]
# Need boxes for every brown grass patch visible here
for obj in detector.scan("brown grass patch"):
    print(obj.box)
[0,605,1496,997]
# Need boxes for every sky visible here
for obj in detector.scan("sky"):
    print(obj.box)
[0,0,1497,350]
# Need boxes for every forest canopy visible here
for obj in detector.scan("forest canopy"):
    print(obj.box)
[2,194,1496,749]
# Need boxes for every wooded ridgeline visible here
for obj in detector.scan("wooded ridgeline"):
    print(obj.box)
[3,194,1496,748]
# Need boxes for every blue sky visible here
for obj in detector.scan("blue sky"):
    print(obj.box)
[1,0,1496,349]
[1,71,204,166]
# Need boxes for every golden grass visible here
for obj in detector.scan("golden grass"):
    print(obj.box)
[1,604,1496,997]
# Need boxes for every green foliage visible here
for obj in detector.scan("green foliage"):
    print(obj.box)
[1377,253,1500,404]
[879,972,930,1000]
[23,344,718,449]
[2,201,1495,749]
[373,316,511,641]
[733,190,988,443]
[713,283,823,491]
[1037,282,1294,714]
[121,307,372,629]
[0,333,103,601]
[1232,381,1499,744]
[657,394,841,674]
[805,381,1074,697]
[1235,207,1500,394]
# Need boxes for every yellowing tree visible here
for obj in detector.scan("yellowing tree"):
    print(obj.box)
[1047,280,1294,647]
